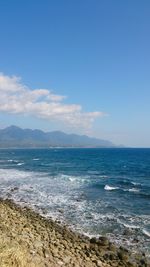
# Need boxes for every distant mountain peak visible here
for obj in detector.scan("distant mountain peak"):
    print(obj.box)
[0,125,116,148]
[6,125,22,130]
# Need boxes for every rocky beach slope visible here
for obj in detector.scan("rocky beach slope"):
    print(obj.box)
[0,199,149,267]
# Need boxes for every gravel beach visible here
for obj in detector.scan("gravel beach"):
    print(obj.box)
[0,198,149,267]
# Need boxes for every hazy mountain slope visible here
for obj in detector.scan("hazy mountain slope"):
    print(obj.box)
[0,126,115,148]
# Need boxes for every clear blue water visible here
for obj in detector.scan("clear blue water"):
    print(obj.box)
[0,148,150,255]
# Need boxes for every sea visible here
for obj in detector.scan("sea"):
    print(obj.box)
[0,148,149,256]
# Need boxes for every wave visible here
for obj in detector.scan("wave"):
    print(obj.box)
[118,220,140,229]
[87,170,99,175]
[69,177,78,182]
[128,188,140,192]
[17,162,24,166]
[0,168,31,181]
[58,174,88,184]
[119,179,133,186]
[104,185,119,191]
[142,229,150,238]
[118,179,141,188]
[104,184,140,193]
[131,181,141,186]
[123,188,140,193]
[6,159,19,163]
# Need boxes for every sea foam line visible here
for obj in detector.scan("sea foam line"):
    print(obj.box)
[104,185,119,191]
[142,229,150,238]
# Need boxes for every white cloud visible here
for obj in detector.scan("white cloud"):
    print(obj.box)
[0,73,105,129]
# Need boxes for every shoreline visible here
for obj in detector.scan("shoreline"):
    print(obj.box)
[0,198,149,267]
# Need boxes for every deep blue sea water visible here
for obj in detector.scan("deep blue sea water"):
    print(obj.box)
[0,148,149,255]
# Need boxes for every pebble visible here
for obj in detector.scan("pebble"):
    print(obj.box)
[0,198,149,267]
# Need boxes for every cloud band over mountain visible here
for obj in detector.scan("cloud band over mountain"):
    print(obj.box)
[0,73,105,129]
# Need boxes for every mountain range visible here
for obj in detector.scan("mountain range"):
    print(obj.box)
[0,126,116,148]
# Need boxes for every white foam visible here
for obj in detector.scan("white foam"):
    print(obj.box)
[92,213,116,222]
[120,221,140,229]
[142,229,150,237]
[33,158,39,161]
[0,168,32,181]
[128,188,140,192]
[58,174,87,185]
[19,184,33,191]
[69,177,77,182]
[123,188,140,192]
[17,162,24,166]
[131,182,140,186]
[0,166,149,256]
[104,185,119,191]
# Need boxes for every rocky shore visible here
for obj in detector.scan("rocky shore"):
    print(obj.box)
[0,198,149,267]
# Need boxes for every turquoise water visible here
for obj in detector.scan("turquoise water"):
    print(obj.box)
[0,148,150,255]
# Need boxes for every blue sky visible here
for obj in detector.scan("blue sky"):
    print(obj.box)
[0,0,150,147]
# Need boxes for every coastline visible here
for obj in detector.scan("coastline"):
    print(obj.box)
[0,198,149,267]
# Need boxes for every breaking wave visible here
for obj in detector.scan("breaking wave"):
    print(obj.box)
[104,185,119,191]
